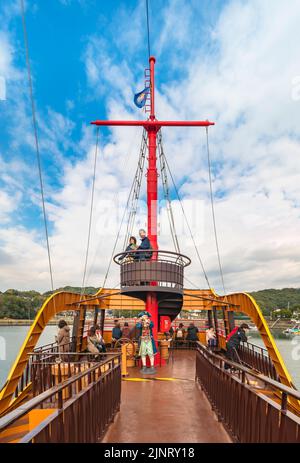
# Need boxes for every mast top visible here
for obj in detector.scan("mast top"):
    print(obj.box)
[90,57,215,129]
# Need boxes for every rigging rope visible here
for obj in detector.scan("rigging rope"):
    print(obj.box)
[145,0,151,59]
[184,275,202,290]
[122,129,148,249]
[80,127,99,296]
[20,0,55,293]
[85,127,140,284]
[163,151,212,290]
[101,130,148,289]
[205,127,227,296]
[157,130,181,254]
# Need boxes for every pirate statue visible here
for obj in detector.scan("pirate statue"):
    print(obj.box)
[136,311,157,374]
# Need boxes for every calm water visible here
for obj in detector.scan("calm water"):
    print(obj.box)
[247,330,300,389]
[0,326,300,390]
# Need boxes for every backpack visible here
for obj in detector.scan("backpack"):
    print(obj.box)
[226,326,239,342]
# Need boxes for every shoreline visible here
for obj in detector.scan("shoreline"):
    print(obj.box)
[0,317,295,329]
[0,319,73,326]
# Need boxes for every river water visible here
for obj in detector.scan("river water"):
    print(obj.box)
[247,330,300,388]
[0,326,300,390]
[0,325,58,389]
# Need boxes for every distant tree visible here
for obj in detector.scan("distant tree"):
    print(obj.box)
[1,286,299,320]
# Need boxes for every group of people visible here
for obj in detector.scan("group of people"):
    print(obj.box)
[56,316,250,372]
[87,325,106,355]
[111,319,138,344]
[173,321,250,370]
[169,322,200,342]
[205,322,250,369]
[119,229,152,262]
[110,319,201,345]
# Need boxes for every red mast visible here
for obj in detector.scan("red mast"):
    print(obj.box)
[146,56,158,343]
[91,56,214,349]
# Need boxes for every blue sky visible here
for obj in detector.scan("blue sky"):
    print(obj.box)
[1,0,300,293]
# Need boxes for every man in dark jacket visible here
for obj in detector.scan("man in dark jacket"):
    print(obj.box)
[186,323,199,342]
[225,323,250,369]
[121,322,131,338]
[136,229,152,260]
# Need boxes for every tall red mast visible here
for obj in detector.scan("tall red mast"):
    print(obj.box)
[146,56,158,342]
[91,56,214,348]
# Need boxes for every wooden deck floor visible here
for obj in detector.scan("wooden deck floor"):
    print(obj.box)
[102,350,232,443]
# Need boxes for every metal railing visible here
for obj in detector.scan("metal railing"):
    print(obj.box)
[30,351,117,398]
[11,338,76,401]
[196,342,300,443]
[238,341,279,381]
[169,339,198,350]
[0,353,121,443]
[114,249,191,290]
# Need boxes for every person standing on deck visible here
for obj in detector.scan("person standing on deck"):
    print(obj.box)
[112,319,122,346]
[121,322,131,338]
[224,323,250,369]
[175,323,185,340]
[206,326,217,349]
[168,326,174,340]
[129,323,139,340]
[175,323,185,347]
[186,322,199,342]
[56,320,70,353]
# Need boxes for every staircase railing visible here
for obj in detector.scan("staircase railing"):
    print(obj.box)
[196,342,300,443]
[0,352,121,443]
[238,341,279,381]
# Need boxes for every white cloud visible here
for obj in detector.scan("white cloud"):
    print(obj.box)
[158,0,300,292]
[0,190,18,223]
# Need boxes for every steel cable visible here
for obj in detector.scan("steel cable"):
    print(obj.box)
[163,152,212,289]
[145,0,151,59]
[80,127,99,296]
[205,127,227,296]
[20,0,55,293]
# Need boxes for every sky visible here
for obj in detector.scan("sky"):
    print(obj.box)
[0,0,300,294]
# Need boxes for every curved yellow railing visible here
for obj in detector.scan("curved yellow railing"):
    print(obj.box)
[0,290,98,415]
[0,287,145,416]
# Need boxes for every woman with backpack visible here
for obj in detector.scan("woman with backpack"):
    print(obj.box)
[175,323,185,346]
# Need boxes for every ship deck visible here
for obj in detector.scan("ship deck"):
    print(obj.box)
[102,350,232,443]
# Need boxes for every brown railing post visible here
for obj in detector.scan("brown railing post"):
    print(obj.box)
[194,343,300,443]
[281,392,288,414]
